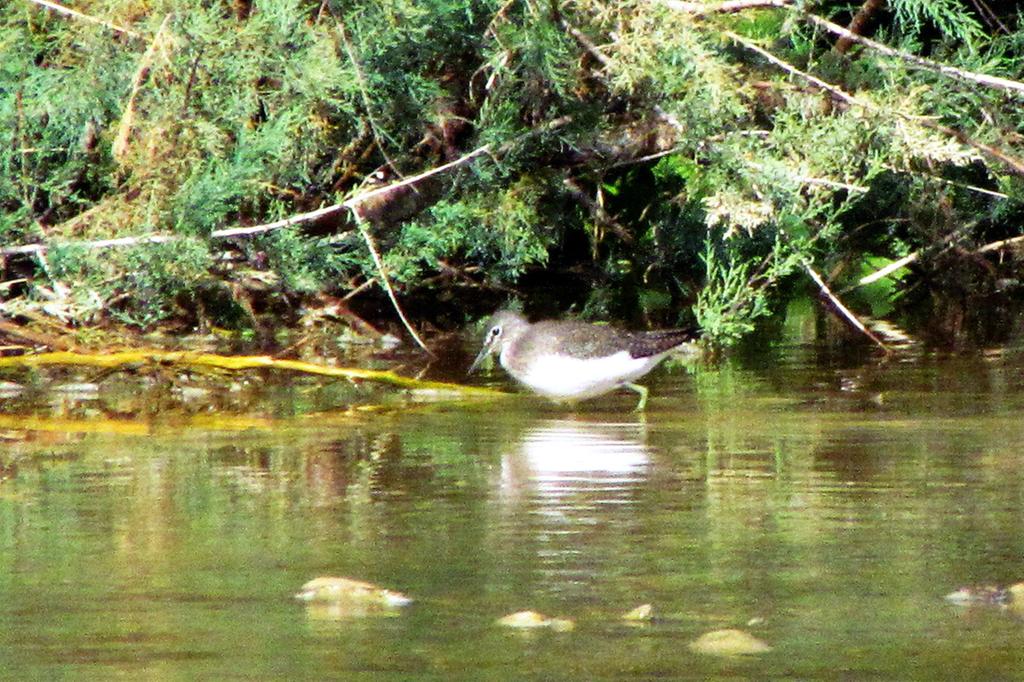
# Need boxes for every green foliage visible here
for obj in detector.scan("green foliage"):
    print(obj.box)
[890,0,984,48]
[1,0,1021,341]
[45,238,212,326]
[257,228,363,294]
[848,255,910,318]
[382,177,554,286]
[695,230,803,347]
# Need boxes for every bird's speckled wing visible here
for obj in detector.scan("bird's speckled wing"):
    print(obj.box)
[515,321,695,361]
[627,329,698,358]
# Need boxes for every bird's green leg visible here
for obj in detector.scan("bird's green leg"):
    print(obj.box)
[625,383,649,411]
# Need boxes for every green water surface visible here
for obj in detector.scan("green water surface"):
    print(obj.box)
[1,343,1024,680]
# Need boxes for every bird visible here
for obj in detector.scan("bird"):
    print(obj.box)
[468,310,699,410]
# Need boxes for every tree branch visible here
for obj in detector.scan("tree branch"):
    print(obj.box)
[844,232,1023,294]
[722,31,1024,176]
[834,0,885,55]
[660,0,1024,97]
[0,349,505,396]
[722,31,857,105]
[355,220,435,357]
[0,145,494,257]
[803,261,890,351]
[657,0,790,15]
[804,13,1024,96]
[25,0,142,39]
[112,14,173,162]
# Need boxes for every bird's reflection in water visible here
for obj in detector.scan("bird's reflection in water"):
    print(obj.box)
[495,419,653,594]
[501,419,651,503]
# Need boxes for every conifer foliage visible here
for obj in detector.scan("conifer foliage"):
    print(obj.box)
[1,0,1021,343]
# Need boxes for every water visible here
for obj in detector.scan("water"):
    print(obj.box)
[2,344,1024,679]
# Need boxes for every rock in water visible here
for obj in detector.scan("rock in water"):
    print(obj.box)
[496,610,575,632]
[944,582,1024,611]
[689,628,771,656]
[294,576,412,607]
[622,604,654,622]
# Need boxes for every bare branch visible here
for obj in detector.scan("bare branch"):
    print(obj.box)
[722,31,1024,176]
[658,0,790,15]
[834,0,885,55]
[356,221,436,357]
[660,1,1024,97]
[977,234,1024,254]
[112,14,173,162]
[1,234,176,256]
[25,0,143,39]
[0,144,494,257]
[804,14,1024,96]
[803,261,890,351]
[337,21,402,175]
[853,252,919,288]
[845,231,1022,293]
[722,31,857,105]
[342,145,492,213]
[562,20,612,68]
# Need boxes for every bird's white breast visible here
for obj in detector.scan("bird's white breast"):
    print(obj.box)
[500,349,663,401]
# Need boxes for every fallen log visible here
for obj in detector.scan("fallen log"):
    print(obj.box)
[0,350,505,398]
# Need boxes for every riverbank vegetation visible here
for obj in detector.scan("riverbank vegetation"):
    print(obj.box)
[1,0,1022,353]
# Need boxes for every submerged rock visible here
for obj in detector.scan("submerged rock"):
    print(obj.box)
[496,610,575,632]
[945,582,1024,607]
[689,628,772,656]
[52,382,99,396]
[0,382,24,398]
[622,603,654,622]
[294,576,412,607]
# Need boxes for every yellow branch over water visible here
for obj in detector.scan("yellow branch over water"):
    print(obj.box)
[0,350,505,398]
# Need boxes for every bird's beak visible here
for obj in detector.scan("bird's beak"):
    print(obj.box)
[467,343,493,375]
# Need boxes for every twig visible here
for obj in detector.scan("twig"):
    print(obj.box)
[0,144,494,257]
[337,21,402,176]
[1,233,176,256]
[844,229,1022,293]
[968,0,1010,34]
[798,176,869,192]
[977,234,1024,254]
[723,31,857,105]
[341,277,377,301]
[562,20,612,68]
[892,169,1008,200]
[834,0,885,55]
[604,146,687,170]
[355,221,435,357]
[931,123,1024,176]
[661,1,1024,97]
[803,261,889,351]
[563,177,633,244]
[342,144,492,212]
[804,13,1024,96]
[722,31,1024,176]
[851,252,919,289]
[26,0,143,39]
[658,0,789,14]
[112,14,173,162]
[747,161,870,193]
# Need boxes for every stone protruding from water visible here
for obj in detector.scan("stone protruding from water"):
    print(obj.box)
[294,576,412,607]
[496,610,575,632]
[688,628,772,656]
[621,603,654,622]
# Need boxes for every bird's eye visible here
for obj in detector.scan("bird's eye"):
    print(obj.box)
[489,326,501,338]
